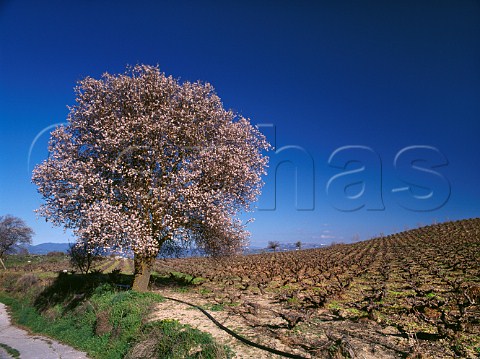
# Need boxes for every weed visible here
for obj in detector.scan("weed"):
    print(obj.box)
[287,296,300,305]
[327,301,342,310]
[345,308,367,318]
[0,343,20,358]
[208,303,225,311]
[126,320,233,359]
[199,288,213,295]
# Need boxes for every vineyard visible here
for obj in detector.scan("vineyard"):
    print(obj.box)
[4,219,479,358]
[151,218,480,358]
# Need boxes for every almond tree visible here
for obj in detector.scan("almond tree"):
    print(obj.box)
[0,215,34,269]
[32,65,269,291]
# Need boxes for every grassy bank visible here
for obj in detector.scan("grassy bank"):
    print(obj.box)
[0,271,232,359]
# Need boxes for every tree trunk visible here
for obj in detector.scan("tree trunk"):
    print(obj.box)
[132,254,155,292]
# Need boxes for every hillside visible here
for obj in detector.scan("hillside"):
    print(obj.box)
[151,218,480,358]
[27,242,71,254]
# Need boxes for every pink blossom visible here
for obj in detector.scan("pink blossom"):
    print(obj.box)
[32,65,270,258]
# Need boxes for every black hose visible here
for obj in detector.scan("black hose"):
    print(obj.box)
[163,296,310,359]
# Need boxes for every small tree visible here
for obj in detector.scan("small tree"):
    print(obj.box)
[267,240,280,252]
[0,215,34,269]
[68,240,101,274]
[32,65,269,291]
[295,240,302,250]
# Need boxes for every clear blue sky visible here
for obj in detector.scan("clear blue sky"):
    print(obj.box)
[1,1,479,246]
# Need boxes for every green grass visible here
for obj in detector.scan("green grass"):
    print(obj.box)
[0,343,20,358]
[205,303,226,311]
[327,300,342,310]
[287,296,300,305]
[199,288,213,295]
[169,271,205,285]
[131,320,234,358]
[0,284,161,358]
[3,254,44,268]
[0,272,231,359]
[150,271,205,293]
[102,260,120,273]
[345,308,367,318]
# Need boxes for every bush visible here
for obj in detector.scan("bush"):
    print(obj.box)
[13,274,39,294]
[0,272,22,292]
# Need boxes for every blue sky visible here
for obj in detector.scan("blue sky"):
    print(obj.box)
[1,0,479,246]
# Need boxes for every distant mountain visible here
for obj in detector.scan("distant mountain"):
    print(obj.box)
[242,242,326,255]
[27,242,71,255]
[25,242,326,256]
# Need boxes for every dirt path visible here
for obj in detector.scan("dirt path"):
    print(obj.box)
[0,303,89,359]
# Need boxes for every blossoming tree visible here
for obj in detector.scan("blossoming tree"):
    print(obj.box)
[32,65,269,291]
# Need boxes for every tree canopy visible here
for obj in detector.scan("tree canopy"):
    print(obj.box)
[267,240,280,252]
[32,65,269,290]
